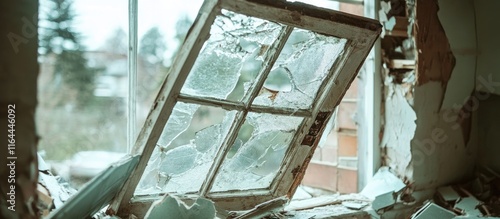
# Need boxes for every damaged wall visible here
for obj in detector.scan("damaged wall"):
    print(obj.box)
[381,0,479,191]
[409,0,479,189]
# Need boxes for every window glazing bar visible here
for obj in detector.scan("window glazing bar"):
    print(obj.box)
[127,0,138,153]
[199,26,294,196]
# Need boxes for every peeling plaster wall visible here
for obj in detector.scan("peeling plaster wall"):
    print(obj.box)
[407,0,479,190]
[382,0,479,190]
[410,82,477,189]
[381,83,416,178]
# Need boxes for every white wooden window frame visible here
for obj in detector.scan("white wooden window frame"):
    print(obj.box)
[109,0,381,216]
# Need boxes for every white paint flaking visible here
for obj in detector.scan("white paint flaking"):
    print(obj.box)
[381,82,416,177]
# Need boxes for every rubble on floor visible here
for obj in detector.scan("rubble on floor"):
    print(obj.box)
[230,197,288,219]
[284,193,371,218]
[410,166,500,218]
[37,153,77,217]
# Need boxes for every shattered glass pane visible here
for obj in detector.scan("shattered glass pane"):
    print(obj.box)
[135,103,236,195]
[181,10,282,101]
[211,113,304,192]
[253,29,348,109]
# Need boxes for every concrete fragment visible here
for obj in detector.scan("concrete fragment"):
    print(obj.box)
[145,195,216,219]
[39,170,70,209]
[38,153,50,172]
[37,183,53,217]
[360,166,406,200]
[411,202,456,219]
[385,16,396,31]
[454,197,483,217]
[380,1,391,14]
[342,200,369,210]
[438,186,461,202]
[292,186,313,200]
[379,9,388,22]
[372,191,397,211]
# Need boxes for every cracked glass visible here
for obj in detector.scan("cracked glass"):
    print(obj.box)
[136,102,236,195]
[211,113,303,192]
[253,29,347,109]
[181,10,282,101]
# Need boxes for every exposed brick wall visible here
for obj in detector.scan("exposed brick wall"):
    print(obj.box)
[302,3,363,194]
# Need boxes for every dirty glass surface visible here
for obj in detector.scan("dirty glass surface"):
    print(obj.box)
[181,10,283,101]
[253,29,348,109]
[210,113,304,192]
[135,102,236,195]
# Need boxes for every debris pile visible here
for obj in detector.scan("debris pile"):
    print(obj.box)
[37,153,77,217]
[411,167,500,218]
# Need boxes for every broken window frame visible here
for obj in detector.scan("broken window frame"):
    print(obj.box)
[109,0,381,216]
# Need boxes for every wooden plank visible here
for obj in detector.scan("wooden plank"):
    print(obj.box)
[385,29,408,37]
[388,59,416,69]
[109,0,221,214]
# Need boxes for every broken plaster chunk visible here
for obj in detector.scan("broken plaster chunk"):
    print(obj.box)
[380,1,391,14]
[372,191,397,211]
[378,9,388,23]
[438,186,461,202]
[411,202,456,219]
[145,195,216,219]
[360,166,406,200]
[38,153,50,172]
[342,200,369,210]
[454,197,483,217]
[385,16,396,31]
